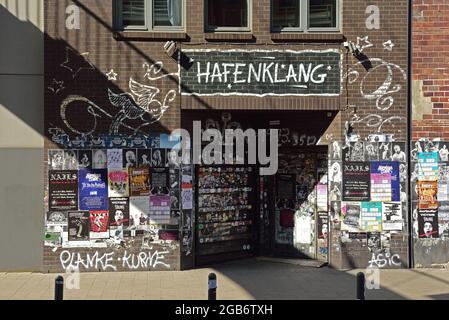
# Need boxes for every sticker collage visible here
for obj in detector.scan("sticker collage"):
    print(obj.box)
[328,141,407,254]
[411,140,449,240]
[44,134,194,252]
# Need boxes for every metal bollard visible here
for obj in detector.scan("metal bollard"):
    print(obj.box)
[356,272,365,300]
[208,273,217,300]
[55,275,64,300]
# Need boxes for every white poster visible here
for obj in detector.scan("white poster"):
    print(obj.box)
[181,189,193,210]
[107,149,123,169]
[382,202,403,231]
[294,214,312,244]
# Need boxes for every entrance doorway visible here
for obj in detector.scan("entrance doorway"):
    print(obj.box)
[182,109,337,267]
[268,148,329,262]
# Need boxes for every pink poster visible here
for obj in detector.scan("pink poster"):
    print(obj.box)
[370,173,392,202]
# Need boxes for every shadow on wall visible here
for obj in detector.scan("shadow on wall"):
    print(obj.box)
[0,3,44,141]
[44,33,172,142]
[70,0,217,113]
[0,3,44,272]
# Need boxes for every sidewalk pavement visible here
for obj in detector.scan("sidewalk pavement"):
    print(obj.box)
[0,259,449,300]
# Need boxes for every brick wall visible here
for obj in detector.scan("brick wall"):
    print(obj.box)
[44,0,409,148]
[412,0,449,268]
[413,0,449,139]
[44,0,409,271]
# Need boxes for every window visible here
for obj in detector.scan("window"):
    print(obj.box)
[116,0,184,31]
[309,0,337,29]
[272,0,339,32]
[206,0,251,31]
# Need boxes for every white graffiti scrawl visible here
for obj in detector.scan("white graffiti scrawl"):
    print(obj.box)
[344,57,407,133]
[59,75,176,136]
[368,252,402,268]
[59,250,171,271]
[48,79,65,95]
[108,78,175,134]
[106,69,118,81]
[61,48,95,79]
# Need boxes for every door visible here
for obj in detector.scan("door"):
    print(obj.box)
[195,165,257,266]
[270,148,329,260]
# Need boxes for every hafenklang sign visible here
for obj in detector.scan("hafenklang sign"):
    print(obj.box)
[180,49,341,97]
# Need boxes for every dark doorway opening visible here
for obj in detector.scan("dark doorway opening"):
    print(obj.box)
[181,109,337,267]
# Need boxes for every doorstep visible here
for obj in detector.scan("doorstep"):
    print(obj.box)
[256,257,328,268]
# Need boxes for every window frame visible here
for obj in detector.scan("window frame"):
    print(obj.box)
[271,0,340,33]
[205,0,252,32]
[115,0,186,32]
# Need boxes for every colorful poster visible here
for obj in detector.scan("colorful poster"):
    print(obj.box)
[109,197,130,227]
[417,152,439,181]
[417,180,438,209]
[108,169,129,197]
[48,170,78,210]
[107,149,123,169]
[382,202,403,231]
[149,195,171,224]
[78,169,109,211]
[129,196,149,228]
[370,173,392,202]
[181,170,192,188]
[418,209,439,238]
[129,167,150,196]
[159,230,179,241]
[68,211,90,241]
[361,202,382,232]
[370,161,400,202]
[150,196,171,214]
[317,211,329,239]
[317,184,328,212]
[89,211,109,239]
[341,202,361,232]
[342,162,370,201]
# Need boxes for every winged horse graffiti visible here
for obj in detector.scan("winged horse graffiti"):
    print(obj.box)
[108,78,174,134]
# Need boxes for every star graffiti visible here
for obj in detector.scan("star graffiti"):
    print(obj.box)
[47,79,65,94]
[106,69,118,81]
[383,40,395,51]
[60,47,95,78]
[356,36,374,52]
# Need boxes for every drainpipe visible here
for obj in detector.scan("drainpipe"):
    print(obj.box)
[407,0,414,269]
